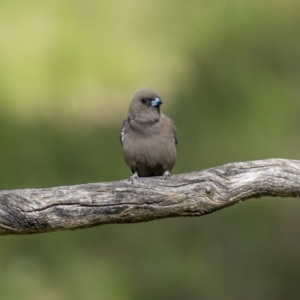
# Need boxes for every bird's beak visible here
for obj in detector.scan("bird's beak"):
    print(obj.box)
[151,97,162,107]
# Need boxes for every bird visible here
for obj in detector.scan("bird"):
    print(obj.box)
[120,89,177,182]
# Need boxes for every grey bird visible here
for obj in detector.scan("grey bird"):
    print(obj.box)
[120,89,177,182]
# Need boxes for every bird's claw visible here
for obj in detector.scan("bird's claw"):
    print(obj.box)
[162,171,171,179]
[128,172,139,184]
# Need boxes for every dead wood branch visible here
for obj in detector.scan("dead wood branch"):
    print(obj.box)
[0,158,299,235]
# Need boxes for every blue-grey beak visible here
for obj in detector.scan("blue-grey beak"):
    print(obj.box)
[151,97,162,107]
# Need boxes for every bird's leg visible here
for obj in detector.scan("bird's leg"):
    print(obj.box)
[128,172,139,184]
[162,171,171,179]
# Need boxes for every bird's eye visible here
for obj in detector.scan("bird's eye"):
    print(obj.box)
[141,98,147,104]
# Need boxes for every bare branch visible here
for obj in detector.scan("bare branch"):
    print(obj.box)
[0,158,300,235]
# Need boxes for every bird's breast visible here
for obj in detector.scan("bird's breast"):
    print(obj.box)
[122,129,176,175]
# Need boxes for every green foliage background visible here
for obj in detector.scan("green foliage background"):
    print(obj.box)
[0,0,300,299]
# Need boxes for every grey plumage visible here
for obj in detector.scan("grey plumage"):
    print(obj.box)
[120,89,177,181]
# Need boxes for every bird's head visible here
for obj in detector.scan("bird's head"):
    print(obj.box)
[128,89,162,124]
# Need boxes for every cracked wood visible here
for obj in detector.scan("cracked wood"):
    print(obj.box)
[0,158,300,235]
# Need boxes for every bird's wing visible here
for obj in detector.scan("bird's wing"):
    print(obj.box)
[173,129,178,146]
[119,118,127,146]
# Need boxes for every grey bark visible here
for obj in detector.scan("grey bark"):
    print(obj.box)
[0,158,299,235]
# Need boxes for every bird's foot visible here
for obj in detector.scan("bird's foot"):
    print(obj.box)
[128,172,139,184]
[162,171,171,179]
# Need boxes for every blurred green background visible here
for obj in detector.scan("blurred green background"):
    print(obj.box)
[0,0,300,299]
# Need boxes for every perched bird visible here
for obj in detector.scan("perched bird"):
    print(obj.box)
[120,89,177,182]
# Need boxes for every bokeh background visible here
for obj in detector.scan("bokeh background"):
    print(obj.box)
[0,0,300,299]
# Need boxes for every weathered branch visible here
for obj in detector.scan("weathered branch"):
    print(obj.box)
[0,158,300,235]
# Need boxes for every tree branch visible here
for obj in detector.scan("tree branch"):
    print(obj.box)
[0,158,299,235]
